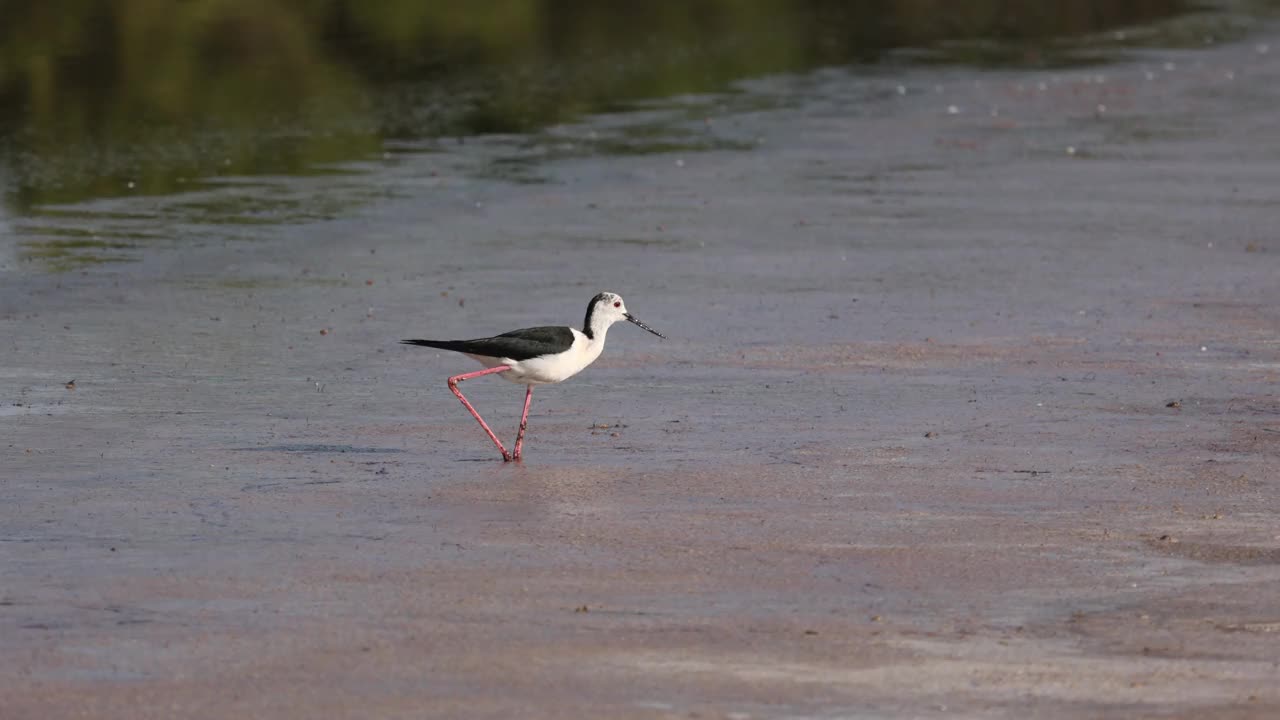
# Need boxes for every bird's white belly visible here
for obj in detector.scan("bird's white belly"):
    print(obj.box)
[467,345,601,385]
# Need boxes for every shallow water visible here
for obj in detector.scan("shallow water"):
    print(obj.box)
[3,4,1280,718]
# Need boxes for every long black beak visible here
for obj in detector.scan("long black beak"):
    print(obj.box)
[625,313,665,339]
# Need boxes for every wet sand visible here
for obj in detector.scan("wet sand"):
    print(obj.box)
[3,22,1280,720]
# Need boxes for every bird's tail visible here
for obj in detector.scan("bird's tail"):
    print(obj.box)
[400,339,470,353]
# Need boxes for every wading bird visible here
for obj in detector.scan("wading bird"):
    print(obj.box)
[401,292,664,461]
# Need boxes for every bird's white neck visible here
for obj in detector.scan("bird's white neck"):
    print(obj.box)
[584,315,615,345]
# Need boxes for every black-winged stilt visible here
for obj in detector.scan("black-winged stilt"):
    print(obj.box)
[401,292,664,461]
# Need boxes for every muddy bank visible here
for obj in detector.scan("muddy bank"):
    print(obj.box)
[3,18,1280,720]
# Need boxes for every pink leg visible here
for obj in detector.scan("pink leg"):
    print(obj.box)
[512,385,534,460]
[448,366,513,461]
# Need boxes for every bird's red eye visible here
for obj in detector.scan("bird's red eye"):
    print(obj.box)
[613,301,621,307]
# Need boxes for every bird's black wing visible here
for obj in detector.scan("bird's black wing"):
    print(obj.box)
[402,326,575,361]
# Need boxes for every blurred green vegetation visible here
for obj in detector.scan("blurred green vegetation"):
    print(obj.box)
[0,0,1195,214]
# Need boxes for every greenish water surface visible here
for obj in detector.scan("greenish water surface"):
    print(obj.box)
[0,0,1272,270]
